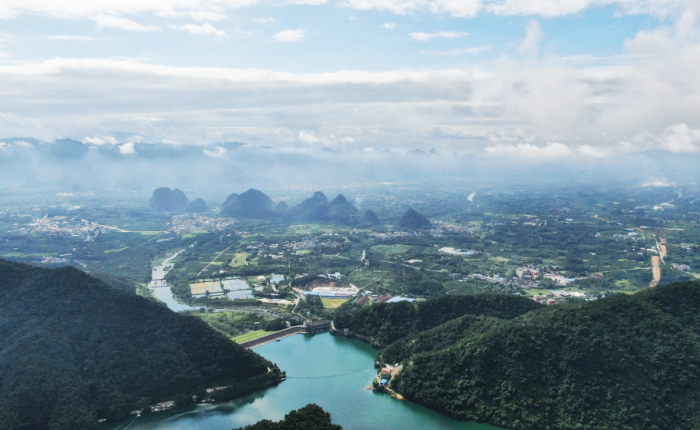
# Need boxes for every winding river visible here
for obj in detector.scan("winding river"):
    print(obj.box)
[108,333,500,430]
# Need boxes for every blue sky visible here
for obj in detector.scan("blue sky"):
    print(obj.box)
[3,4,653,70]
[0,0,699,157]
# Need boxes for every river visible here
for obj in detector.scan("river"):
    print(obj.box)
[108,333,500,430]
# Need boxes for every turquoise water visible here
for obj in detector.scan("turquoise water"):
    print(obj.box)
[109,333,500,430]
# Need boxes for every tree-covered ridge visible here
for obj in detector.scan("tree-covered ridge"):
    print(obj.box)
[233,404,342,430]
[378,314,501,365]
[388,281,700,430]
[333,294,543,348]
[0,259,276,430]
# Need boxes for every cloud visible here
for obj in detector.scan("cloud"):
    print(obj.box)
[188,11,227,21]
[421,46,490,55]
[0,1,257,21]
[273,28,306,42]
[298,130,320,144]
[94,15,160,31]
[410,31,469,41]
[661,123,700,152]
[576,145,607,157]
[382,22,396,29]
[49,35,95,40]
[288,0,328,4]
[2,11,700,158]
[84,136,118,145]
[252,17,275,23]
[519,20,544,54]
[203,146,227,157]
[337,0,691,19]
[485,142,573,158]
[118,142,136,154]
[13,140,34,148]
[168,23,227,37]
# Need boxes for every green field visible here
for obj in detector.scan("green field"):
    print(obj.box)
[230,252,249,267]
[296,249,311,255]
[321,298,349,309]
[232,330,275,343]
[181,231,208,240]
[369,244,412,257]
[138,231,164,236]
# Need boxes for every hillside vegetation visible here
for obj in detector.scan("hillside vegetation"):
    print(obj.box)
[0,259,278,430]
[340,281,700,430]
[234,404,342,430]
[333,294,543,348]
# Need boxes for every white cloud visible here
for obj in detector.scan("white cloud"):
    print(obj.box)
[0,1,257,20]
[0,142,6,148]
[118,142,136,154]
[49,35,95,40]
[3,11,700,157]
[273,28,306,42]
[486,142,573,158]
[421,46,490,55]
[84,136,112,145]
[188,10,227,21]
[161,139,181,144]
[288,0,328,4]
[337,0,691,18]
[203,146,227,157]
[382,22,396,29]
[252,17,274,23]
[519,20,544,54]
[14,140,34,148]
[577,145,607,157]
[94,15,160,31]
[298,130,320,144]
[168,23,227,37]
[410,31,468,41]
[661,123,700,152]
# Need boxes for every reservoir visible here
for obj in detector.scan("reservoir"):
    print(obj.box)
[109,333,500,430]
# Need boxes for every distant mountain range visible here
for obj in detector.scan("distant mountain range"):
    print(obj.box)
[5,135,700,193]
[219,189,370,225]
[180,188,430,227]
[149,187,208,213]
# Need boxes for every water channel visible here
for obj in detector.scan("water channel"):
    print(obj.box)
[109,332,501,430]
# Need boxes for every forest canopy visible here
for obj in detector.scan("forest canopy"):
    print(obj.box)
[0,259,277,430]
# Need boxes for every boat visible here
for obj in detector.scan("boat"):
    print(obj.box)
[276,339,281,342]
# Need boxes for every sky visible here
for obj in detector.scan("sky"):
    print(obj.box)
[1,0,700,158]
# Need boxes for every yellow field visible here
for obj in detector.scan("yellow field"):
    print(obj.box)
[321,298,349,309]
[232,331,274,343]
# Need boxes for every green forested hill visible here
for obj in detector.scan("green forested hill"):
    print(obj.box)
[0,259,277,430]
[333,294,543,348]
[234,404,342,430]
[381,282,700,430]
